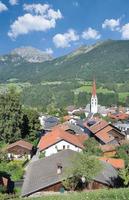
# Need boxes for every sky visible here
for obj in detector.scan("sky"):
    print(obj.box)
[0,0,129,57]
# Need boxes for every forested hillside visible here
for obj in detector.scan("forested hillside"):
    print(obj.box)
[1,40,129,109]
[0,40,129,83]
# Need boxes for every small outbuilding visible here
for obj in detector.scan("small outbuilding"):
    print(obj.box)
[7,140,33,160]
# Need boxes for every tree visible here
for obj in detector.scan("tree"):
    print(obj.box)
[0,89,22,143]
[21,107,40,143]
[116,144,129,167]
[119,166,129,186]
[63,153,101,190]
[83,138,102,156]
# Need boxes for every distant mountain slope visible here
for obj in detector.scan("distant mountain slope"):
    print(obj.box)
[0,40,129,83]
[11,46,53,63]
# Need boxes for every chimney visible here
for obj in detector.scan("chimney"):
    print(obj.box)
[57,163,62,175]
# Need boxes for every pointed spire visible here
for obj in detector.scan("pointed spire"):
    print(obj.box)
[92,78,96,97]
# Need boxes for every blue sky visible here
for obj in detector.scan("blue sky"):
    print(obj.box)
[0,0,129,57]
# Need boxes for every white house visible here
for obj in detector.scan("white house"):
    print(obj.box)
[38,125,88,157]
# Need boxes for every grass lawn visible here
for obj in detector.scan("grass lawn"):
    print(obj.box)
[1,188,129,200]
[30,188,129,200]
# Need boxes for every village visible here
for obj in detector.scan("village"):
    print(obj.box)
[1,79,129,198]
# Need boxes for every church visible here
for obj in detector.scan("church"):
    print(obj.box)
[90,79,98,114]
[85,79,99,117]
[85,79,110,117]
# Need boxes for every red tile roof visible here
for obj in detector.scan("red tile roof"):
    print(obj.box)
[95,126,114,143]
[108,113,129,120]
[76,134,89,144]
[90,120,108,134]
[7,140,33,151]
[38,125,88,151]
[99,157,125,169]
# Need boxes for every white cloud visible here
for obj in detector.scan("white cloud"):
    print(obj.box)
[48,9,62,20]
[121,23,129,39]
[23,3,50,15]
[45,48,53,55]
[9,0,18,6]
[82,27,101,40]
[8,3,62,39]
[23,3,62,19]
[102,18,120,31]
[8,14,56,39]
[0,1,8,12]
[53,29,79,48]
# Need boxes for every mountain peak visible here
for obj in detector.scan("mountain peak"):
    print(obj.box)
[11,46,53,63]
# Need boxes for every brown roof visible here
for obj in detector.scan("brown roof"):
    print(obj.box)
[95,126,114,143]
[99,157,125,169]
[109,113,129,120]
[7,140,33,151]
[76,134,89,144]
[90,120,109,134]
[100,144,119,152]
[38,125,88,151]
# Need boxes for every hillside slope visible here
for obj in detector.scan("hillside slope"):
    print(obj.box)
[0,40,129,83]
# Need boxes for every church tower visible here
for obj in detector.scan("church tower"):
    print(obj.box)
[90,79,98,114]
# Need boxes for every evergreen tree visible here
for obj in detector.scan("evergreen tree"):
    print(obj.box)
[0,89,22,143]
[21,107,40,143]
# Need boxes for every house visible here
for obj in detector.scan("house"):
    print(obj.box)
[21,149,119,197]
[99,157,125,170]
[113,121,129,139]
[39,115,59,130]
[38,125,88,157]
[84,120,125,145]
[7,140,33,160]
[108,113,129,121]
[63,122,85,135]
[100,144,118,157]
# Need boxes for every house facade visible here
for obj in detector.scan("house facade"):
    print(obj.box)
[7,140,33,160]
[38,125,87,157]
[41,140,81,157]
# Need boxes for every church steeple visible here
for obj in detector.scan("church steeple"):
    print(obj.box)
[92,79,97,97]
[90,79,98,114]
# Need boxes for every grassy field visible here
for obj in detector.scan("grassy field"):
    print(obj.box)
[119,92,129,102]
[1,188,129,200]
[74,85,114,94]
[1,82,129,106]
[29,188,129,200]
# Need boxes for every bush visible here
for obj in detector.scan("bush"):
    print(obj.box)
[0,160,24,182]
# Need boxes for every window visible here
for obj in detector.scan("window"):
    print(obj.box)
[67,145,70,149]
[57,163,62,174]
[63,145,65,149]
